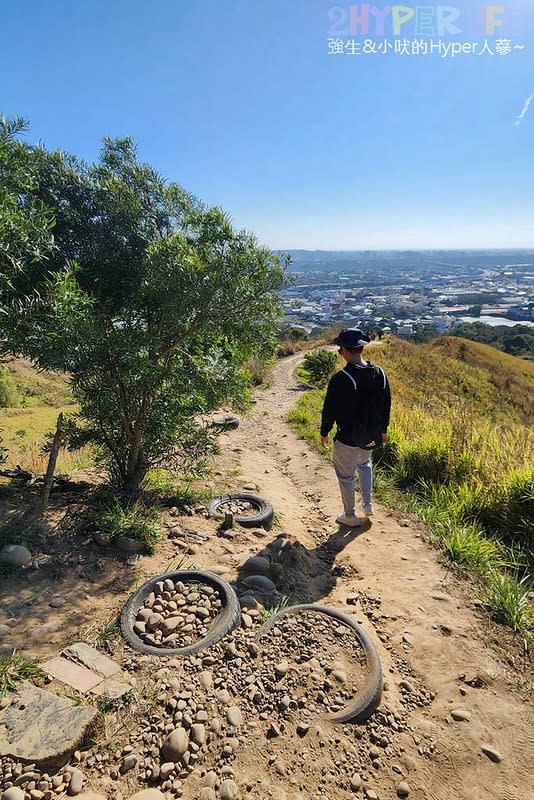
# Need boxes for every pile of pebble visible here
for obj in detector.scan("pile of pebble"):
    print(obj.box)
[133,579,222,648]
[214,500,257,518]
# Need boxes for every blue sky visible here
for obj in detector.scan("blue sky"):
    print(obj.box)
[1,0,533,249]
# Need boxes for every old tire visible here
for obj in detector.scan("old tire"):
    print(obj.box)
[120,569,241,657]
[207,492,274,530]
[256,604,383,723]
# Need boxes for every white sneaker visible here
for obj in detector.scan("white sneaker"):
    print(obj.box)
[360,502,374,517]
[336,511,361,527]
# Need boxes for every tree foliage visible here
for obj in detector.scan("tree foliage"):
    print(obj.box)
[0,117,55,296]
[2,131,288,492]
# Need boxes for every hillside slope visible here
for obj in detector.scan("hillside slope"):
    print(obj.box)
[374,336,533,426]
[0,359,80,472]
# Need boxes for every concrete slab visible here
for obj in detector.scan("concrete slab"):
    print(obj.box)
[62,642,121,678]
[41,656,102,692]
[0,681,98,769]
[89,678,131,700]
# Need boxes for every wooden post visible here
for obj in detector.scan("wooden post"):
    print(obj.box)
[222,511,234,530]
[38,412,63,513]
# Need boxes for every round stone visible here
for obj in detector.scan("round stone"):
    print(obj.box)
[274,659,289,677]
[350,774,362,791]
[332,670,347,684]
[0,545,31,567]
[159,763,174,780]
[241,556,271,575]
[161,727,189,760]
[146,613,163,632]
[199,670,213,689]
[242,575,276,592]
[191,723,206,745]
[120,754,137,774]
[226,706,242,727]
[238,595,262,610]
[451,708,470,722]
[128,792,167,800]
[2,788,25,800]
[67,769,84,796]
[481,745,503,763]
[397,782,410,797]
[220,779,239,800]
[204,771,218,787]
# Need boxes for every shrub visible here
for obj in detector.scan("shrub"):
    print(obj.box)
[245,355,272,386]
[301,350,337,387]
[0,367,19,408]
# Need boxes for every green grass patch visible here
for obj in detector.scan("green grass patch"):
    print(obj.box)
[5,358,72,408]
[481,573,534,642]
[143,470,212,507]
[95,618,121,654]
[287,386,330,454]
[0,651,41,699]
[96,500,162,554]
[0,403,93,473]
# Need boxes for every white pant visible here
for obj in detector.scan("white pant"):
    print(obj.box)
[332,440,373,515]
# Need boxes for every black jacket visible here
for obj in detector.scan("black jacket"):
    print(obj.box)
[320,361,391,447]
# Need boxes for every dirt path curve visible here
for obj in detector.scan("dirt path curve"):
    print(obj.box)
[215,351,533,800]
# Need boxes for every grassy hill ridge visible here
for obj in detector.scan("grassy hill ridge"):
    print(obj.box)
[377,335,533,427]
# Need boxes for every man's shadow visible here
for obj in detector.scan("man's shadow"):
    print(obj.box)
[231,519,371,607]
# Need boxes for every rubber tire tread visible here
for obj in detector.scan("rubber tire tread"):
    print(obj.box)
[256,603,383,723]
[120,569,241,657]
[207,492,274,529]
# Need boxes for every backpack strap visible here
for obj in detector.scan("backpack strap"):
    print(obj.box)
[342,368,357,390]
[375,365,387,389]
[342,364,386,390]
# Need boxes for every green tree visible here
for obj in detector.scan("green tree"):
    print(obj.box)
[4,135,288,493]
[466,304,482,317]
[0,116,55,296]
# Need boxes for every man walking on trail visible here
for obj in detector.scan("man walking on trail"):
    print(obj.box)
[320,329,391,527]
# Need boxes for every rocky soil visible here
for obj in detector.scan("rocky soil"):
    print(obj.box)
[1,350,533,800]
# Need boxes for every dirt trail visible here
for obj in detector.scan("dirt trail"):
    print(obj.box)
[1,352,532,800]
[213,351,534,800]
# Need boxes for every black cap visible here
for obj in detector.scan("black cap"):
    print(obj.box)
[334,328,371,349]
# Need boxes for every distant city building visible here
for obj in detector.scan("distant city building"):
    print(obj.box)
[397,323,414,337]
